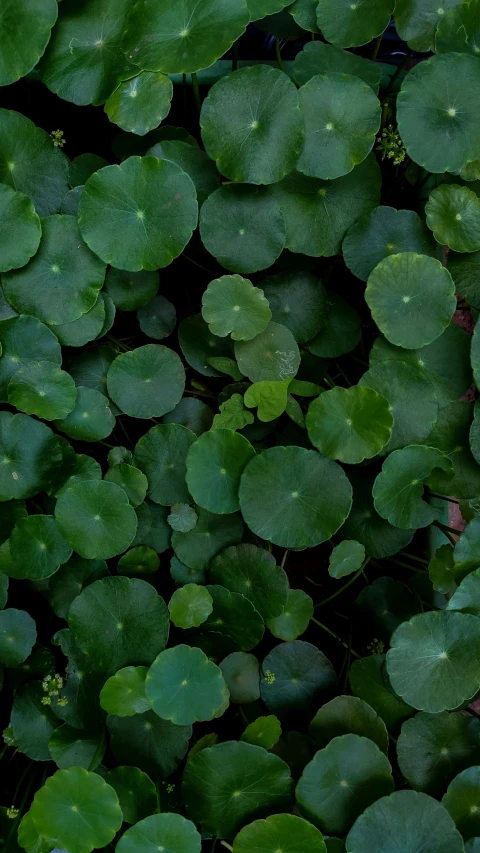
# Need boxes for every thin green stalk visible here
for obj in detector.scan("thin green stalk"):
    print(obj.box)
[389,558,428,573]
[310,31,315,40]
[371,32,383,62]
[118,417,133,447]
[314,560,369,609]
[312,617,361,658]
[184,388,216,400]
[191,72,202,113]
[275,38,286,73]
[106,333,131,352]
[99,440,115,449]
[383,49,413,95]
[281,549,289,569]
[323,376,336,389]
[88,729,106,772]
[399,551,429,565]
[435,521,463,538]
[334,362,351,386]
[239,706,249,726]
[221,843,233,852]
[182,253,216,276]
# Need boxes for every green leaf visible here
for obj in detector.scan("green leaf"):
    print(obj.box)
[69,576,169,674]
[148,140,220,207]
[343,205,437,282]
[366,253,456,349]
[235,322,299,383]
[202,275,271,341]
[186,429,255,514]
[48,725,104,770]
[55,480,137,559]
[29,767,122,853]
[306,386,393,464]
[138,295,176,340]
[0,609,36,667]
[241,715,281,750]
[179,314,235,378]
[210,543,288,621]
[310,695,389,753]
[212,394,254,431]
[134,424,195,506]
[204,584,264,651]
[426,184,480,252]
[201,65,304,186]
[107,344,185,419]
[373,445,453,529]
[234,813,326,853]
[7,515,72,580]
[118,545,159,576]
[239,445,352,548]
[103,766,157,825]
[453,516,480,581]
[329,541,365,579]
[267,589,313,641]
[448,567,480,615]
[0,184,41,273]
[429,543,457,593]
[172,508,242,572]
[349,654,414,735]
[386,610,480,712]
[423,401,480,500]
[298,73,380,180]
[167,503,198,534]
[465,839,480,852]
[122,0,249,74]
[0,109,68,216]
[116,813,201,853]
[315,0,394,47]
[0,412,63,500]
[397,53,480,174]
[247,0,292,21]
[104,464,147,507]
[45,555,108,619]
[100,666,150,716]
[55,386,115,442]
[397,710,480,797]
[0,315,61,402]
[50,295,106,347]
[107,709,191,779]
[289,0,321,32]
[243,380,290,422]
[395,0,462,51]
[78,157,198,271]
[146,644,229,725]
[69,154,109,188]
[294,42,380,90]
[3,215,106,325]
[345,790,464,853]
[105,72,173,135]
[296,734,394,835]
[269,154,381,257]
[11,681,58,761]
[356,577,420,641]
[7,362,76,421]
[220,652,260,704]
[104,267,158,311]
[436,0,480,54]
[443,766,480,840]
[200,184,286,273]
[182,741,294,839]
[307,293,362,358]
[0,0,57,86]
[168,584,213,628]
[260,270,328,344]
[261,640,336,722]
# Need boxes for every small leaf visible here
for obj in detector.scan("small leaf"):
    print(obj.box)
[241,715,282,750]
[202,275,271,341]
[168,584,213,629]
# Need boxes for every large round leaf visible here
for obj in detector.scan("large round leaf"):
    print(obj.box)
[55,480,137,559]
[345,790,464,853]
[78,157,198,271]
[268,154,381,257]
[3,214,106,325]
[309,696,389,753]
[0,608,36,667]
[201,65,303,185]
[54,385,115,442]
[266,588,313,641]
[210,543,288,621]
[0,412,62,500]
[107,710,191,779]
[0,109,68,216]
[306,386,393,464]
[134,423,194,505]
[38,0,132,106]
[260,271,328,344]
[69,576,169,674]
[296,734,394,836]
[239,446,352,548]
[0,0,57,86]
[315,0,394,47]
[261,640,336,722]
[365,253,456,349]
[297,73,380,180]
[116,813,201,853]
[443,766,480,840]
[172,508,242,572]
[201,275,271,341]
[107,344,185,418]
[395,0,462,52]
[8,514,72,580]
[122,0,249,74]
[436,0,480,54]
[293,41,381,90]
[426,184,480,253]
[343,206,437,282]
[0,315,61,402]
[29,767,122,853]
[397,53,480,174]
[200,184,286,273]
[148,139,220,207]
[182,741,294,839]
[0,184,41,273]
[7,362,77,421]
[105,72,173,136]
[233,814,326,853]
[186,429,255,514]
[386,610,480,712]
[146,644,229,725]
[372,445,453,529]
[234,321,300,382]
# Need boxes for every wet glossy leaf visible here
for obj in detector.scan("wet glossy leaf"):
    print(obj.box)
[100,666,151,716]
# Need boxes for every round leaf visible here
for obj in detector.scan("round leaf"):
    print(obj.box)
[329,541,365,579]
[105,72,173,136]
[104,766,157,825]
[349,653,414,735]
[0,608,36,667]
[146,644,229,725]
[0,412,63,501]
[104,267,158,311]
[293,41,381,90]
[186,429,255,514]
[234,813,325,853]
[0,0,57,86]
[426,184,480,253]
[260,271,328,344]
[8,362,77,421]
[204,584,264,651]
[443,766,480,840]
[8,515,72,580]
[48,725,104,770]
[105,464,147,507]
[55,481,138,559]
[179,314,235,378]
[210,543,288,621]
[168,584,213,629]
[172,508,242,572]
[168,503,198,533]
[138,295,176,340]
[202,275,271,341]
[310,695,389,753]
[239,446,352,548]
[261,640,336,722]
[118,545,159,576]
[0,315,61,402]
[315,0,394,47]
[436,0,480,54]
[0,184,41,272]
[235,321,299,383]
[134,423,195,505]
[307,293,361,358]
[55,386,115,442]
[201,65,304,185]
[107,344,185,419]
[395,0,462,52]
[107,710,191,779]
[100,666,150,716]
[267,589,313,641]
[45,554,108,619]
[220,652,260,704]
[448,567,480,615]
[116,813,201,853]
[78,157,198,271]
[386,610,480,712]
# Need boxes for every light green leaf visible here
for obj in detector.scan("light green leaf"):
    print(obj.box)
[315,0,394,47]
[244,380,291,421]
[241,715,281,750]
[186,429,255,514]
[116,813,201,853]
[202,275,271,341]
[329,540,365,579]
[105,72,173,135]
[100,666,150,716]
[168,584,213,629]
[267,589,313,641]
[212,394,254,431]
[426,183,480,252]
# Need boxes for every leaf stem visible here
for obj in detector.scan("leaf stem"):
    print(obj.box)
[191,72,202,113]
[334,362,351,386]
[312,617,361,658]
[275,38,286,73]
[314,560,369,609]
[383,50,413,95]
[281,549,289,569]
[399,551,429,564]
[106,334,131,352]
[220,843,233,852]
[389,558,428,573]
[182,253,216,276]
[371,32,383,62]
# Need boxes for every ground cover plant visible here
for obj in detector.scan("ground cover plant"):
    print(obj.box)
[3,1,480,852]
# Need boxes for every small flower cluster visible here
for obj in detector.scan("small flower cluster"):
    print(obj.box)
[367,638,385,655]
[6,806,19,819]
[50,129,65,148]
[376,124,406,166]
[41,673,68,706]
[263,669,276,684]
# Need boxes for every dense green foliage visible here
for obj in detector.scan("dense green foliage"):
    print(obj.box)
[2,2,480,852]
